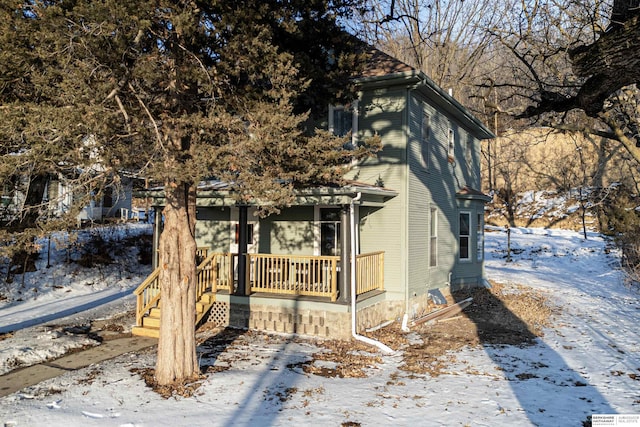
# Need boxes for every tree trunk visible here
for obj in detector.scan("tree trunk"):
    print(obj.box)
[155,181,199,385]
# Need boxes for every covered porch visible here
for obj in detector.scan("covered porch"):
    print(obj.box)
[133,182,396,338]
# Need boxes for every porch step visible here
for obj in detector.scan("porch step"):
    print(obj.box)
[132,293,216,338]
[200,292,215,304]
[131,325,159,338]
[196,293,216,313]
[142,314,161,329]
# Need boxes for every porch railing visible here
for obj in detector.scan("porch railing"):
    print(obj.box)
[133,268,161,326]
[196,252,234,294]
[134,252,234,327]
[248,254,340,301]
[135,251,385,326]
[356,251,385,295]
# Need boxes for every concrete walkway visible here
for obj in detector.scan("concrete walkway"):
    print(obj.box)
[0,336,156,398]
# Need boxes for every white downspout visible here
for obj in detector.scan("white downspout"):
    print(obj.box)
[401,89,412,333]
[350,192,394,354]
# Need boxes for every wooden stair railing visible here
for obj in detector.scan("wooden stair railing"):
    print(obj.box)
[133,252,230,337]
[133,268,161,328]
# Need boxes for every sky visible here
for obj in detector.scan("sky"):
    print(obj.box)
[1,223,639,426]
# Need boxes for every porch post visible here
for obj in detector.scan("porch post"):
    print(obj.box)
[236,205,248,295]
[339,205,351,303]
[152,206,162,270]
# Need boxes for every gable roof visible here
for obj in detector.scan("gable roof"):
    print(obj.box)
[355,42,495,140]
[358,45,415,78]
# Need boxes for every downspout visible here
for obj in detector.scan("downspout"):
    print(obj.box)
[401,88,412,333]
[350,192,394,354]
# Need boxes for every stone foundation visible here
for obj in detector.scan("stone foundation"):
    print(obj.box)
[203,283,478,339]
[205,296,404,340]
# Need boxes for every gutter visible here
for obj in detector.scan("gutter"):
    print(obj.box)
[357,70,495,140]
[350,192,394,354]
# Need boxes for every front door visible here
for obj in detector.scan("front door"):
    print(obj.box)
[229,207,259,255]
[316,207,341,256]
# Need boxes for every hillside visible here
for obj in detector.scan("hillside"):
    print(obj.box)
[486,189,600,231]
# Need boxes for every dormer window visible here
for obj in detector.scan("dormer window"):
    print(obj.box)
[329,102,358,147]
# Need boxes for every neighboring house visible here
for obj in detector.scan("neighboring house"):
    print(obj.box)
[45,175,136,223]
[1,173,138,225]
[133,46,494,340]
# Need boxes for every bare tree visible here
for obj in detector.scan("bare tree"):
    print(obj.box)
[479,1,640,159]
[355,0,509,108]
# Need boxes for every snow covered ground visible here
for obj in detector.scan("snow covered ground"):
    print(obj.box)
[1,225,640,426]
[0,224,152,375]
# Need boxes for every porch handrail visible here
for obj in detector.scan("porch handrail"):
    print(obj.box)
[196,252,233,295]
[133,268,161,326]
[134,252,234,327]
[248,253,340,301]
[356,251,385,295]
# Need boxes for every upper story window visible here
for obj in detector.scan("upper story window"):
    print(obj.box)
[329,102,358,147]
[421,110,431,169]
[465,137,473,168]
[447,127,455,161]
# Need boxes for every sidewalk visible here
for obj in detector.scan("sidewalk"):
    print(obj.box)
[0,335,156,398]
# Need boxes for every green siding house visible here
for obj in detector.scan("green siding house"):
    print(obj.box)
[133,47,494,340]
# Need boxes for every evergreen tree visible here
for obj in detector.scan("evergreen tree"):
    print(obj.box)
[0,0,375,385]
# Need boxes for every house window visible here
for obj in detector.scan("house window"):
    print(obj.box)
[234,223,254,245]
[47,179,59,202]
[329,102,358,147]
[429,207,438,267]
[476,212,484,261]
[459,212,471,261]
[103,187,113,208]
[465,138,473,168]
[421,111,430,169]
[320,208,341,256]
[448,127,455,160]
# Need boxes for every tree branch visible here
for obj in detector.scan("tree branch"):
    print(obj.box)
[519,13,640,118]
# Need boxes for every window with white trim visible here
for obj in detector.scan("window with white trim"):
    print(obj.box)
[447,127,455,160]
[319,208,341,256]
[234,223,254,245]
[459,212,471,261]
[421,110,430,169]
[329,102,358,147]
[429,207,438,267]
[476,212,484,261]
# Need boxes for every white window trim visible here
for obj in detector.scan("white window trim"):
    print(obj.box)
[476,212,484,262]
[429,207,438,268]
[328,101,359,147]
[465,138,473,169]
[313,206,321,256]
[313,206,346,256]
[447,126,455,161]
[421,109,430,169]
[459,211,471,262]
